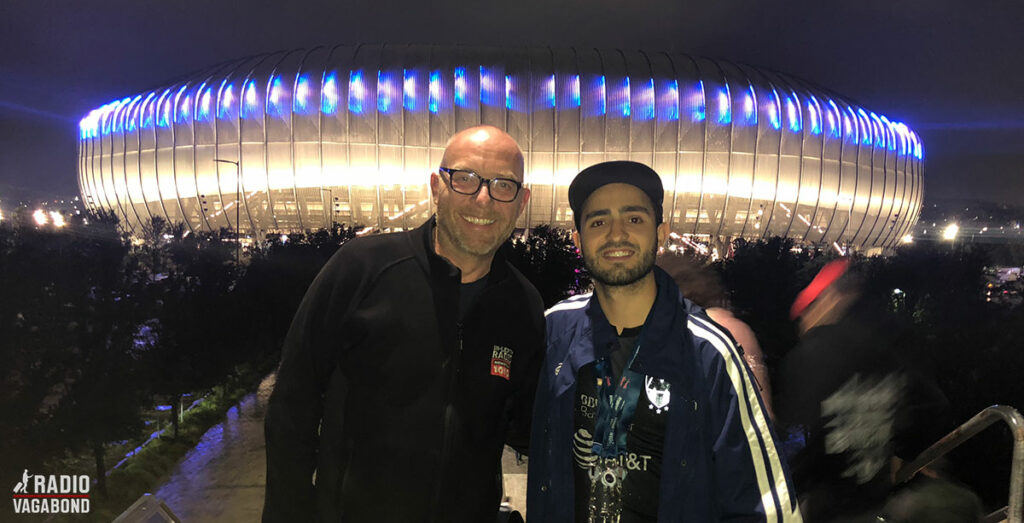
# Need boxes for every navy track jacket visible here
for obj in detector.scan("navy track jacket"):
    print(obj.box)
[527,267,803,522]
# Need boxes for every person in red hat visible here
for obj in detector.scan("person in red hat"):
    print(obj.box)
[777,259,954,522]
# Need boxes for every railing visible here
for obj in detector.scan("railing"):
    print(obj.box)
[893,405,1024,523]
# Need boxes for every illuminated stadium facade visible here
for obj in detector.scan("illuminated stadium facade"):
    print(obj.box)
[77,44,923,249]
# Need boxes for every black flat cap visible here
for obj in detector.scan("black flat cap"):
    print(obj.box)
[568,160,664,230]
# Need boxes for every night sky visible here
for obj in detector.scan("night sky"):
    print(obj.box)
[2,0,1022,205]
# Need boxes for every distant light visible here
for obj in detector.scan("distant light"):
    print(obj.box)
[767,99,780,130]
[269,76,285,115]
[901,234,913,244]
[33,209,47,226]
[892,288,904,295]
[50,211,65,228]
[242,80,258,117]
[198,87,212,121]
[505,74,513,110]
[280,234,289,244]
[942,223,959,241]
[321,72,339,115]
[634,78,654,120]
[619,77,631,117]
[808,99,821,135]
[593,75,607,116]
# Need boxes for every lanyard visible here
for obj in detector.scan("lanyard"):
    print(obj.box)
[591,340,645,458]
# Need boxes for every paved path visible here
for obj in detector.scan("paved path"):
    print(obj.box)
[153,374,274,522]
[150,373,528,522]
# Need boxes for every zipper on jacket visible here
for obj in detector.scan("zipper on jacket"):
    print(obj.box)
[432,321,464,521]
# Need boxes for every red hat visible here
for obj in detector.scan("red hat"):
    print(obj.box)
[790,258,851,320]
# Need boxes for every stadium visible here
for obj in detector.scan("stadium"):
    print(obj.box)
[77,44,923,250]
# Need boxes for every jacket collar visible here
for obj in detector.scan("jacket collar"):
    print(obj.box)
[582,266,689,383]
[410,215,511,284]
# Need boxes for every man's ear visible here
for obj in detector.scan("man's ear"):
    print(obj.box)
[429,172,441,206]
[572,229,582,254]
[516,187,531,218]
[657,221,669,247]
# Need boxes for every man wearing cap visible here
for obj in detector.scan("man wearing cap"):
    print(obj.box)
[263,125,545,522]
[528,161,801,522]
[778,260,949,521]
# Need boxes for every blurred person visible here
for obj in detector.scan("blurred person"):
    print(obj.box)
[778,259,953,522]
[657,254,775,419]
[528,161,801,522]
[263,126,545,522]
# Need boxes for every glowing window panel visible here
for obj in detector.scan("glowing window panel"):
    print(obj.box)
[157,92,172,128]
[268,75,286,116]
[742,87,756,125]
[242,80,259,118]
[856,108,871,145]
[826,99,841,138]
[197,87,212,121]
[177,95,191,124]
[767,88,781,130]
[786,96,801,132]
[321,72,338,115]
[293,74,311,115]
[618,77,631,117]
[545,74,556,108]
[348,70,365,114]
[880,115,896,151]
[717,87,731,124]
[479,66,499,107]
[570,74,581,107]
[428,70,441,113]
[807,99,821,135]
[219,83,235,119]
[403,70,417,111]
[662,79,679,121]
[633,78,654,121]
[124,96,142,131]
[505,75,514,110]
[868,112,884,148]
[142,93,156,128]
[691,81,706,122]
[100,105,113,135]
[377,71,397,114]
[585,75,607,117]
[454,67,468,108]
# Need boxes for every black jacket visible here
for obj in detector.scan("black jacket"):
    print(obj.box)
[263,217,545,522]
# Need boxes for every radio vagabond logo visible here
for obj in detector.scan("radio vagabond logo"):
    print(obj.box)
[11,469,91,515]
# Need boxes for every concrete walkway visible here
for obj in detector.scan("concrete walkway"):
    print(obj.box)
[150,373,528,522]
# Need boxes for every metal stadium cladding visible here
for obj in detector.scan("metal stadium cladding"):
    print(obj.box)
[77,44,924,249]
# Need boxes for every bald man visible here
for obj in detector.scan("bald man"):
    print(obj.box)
[263,126,545,522]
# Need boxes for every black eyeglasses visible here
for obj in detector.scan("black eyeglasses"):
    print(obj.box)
[438,167,523,203]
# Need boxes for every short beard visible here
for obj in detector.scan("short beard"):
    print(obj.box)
[584,242,657,287]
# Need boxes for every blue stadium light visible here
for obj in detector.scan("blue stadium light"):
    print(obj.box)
[348,70,365,114]
[826,99,841,138]
[879,115,897,151]
[570,74,581,107]
[587,75,607,116]
[807,98,821,135]
[377,70,397,114]
[856,108,872,145]
[429,70,441,113]
[692,81,706,122]
[177,95,191,124]
[197,86,212,122]
[634,78,654,120]
[868,112,885,148]
[219,83,234,119]
[242,80,259,118]
[743,87,756,125]
[141,92,157,128]
[505,74,513,110]
[662,79,679,121]
[157,90,173,128]
[114,97,131,132]
[546,74,556,108]
[454,67,468,107]
[321,72,338,115]
[479,66,499,107]
[717,87,731,124]
[294,74,311,115]
[403,70,417,111]
[124,95,142,131]
[786,96,801,132]
[618,77,630,117]
[267,75,286,117]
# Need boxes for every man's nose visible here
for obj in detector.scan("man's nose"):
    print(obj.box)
[473,182,494,205]
[607,216,628,240]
